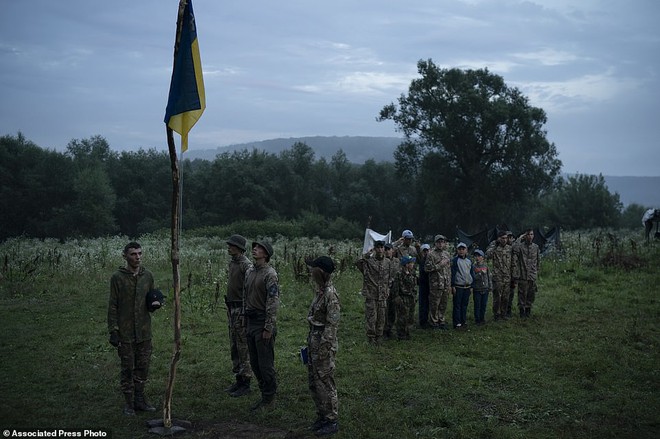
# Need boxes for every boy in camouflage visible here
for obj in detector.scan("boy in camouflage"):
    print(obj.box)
[356,240,392,345]
[306,256,341,436]
[224,234,253,397]
[471,249,493,325]
[245,240,280,410]
[424,235,451,330]
[107,241,159,416]
[486,230,513,321]
[512,229,540,317]
[391,255,418,340]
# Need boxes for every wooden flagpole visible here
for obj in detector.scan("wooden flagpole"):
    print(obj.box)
[164,126,182,429]
[162,0,186,430]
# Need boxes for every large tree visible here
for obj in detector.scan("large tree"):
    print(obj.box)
[534,174,622,230]
[378,60,562,233]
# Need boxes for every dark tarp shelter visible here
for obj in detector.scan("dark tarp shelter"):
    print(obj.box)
[456,225,561,254]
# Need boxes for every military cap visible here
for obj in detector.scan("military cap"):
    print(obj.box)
[434,234,448,242]
[400,255,416,266]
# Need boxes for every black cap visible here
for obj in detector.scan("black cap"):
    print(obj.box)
[308,256,335,274]
[374,240,385,247]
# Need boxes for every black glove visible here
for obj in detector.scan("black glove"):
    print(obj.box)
[109,331,120,347]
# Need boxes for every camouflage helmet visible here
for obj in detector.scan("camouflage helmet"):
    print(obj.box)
[146,289,166,312]
[226,234,247,251]
[252,240,274,258]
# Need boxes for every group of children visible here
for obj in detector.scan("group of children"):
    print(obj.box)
[392,240,493,334]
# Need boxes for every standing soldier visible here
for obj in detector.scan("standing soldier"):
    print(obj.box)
[393,229,420,261]
[108,241,163,416]
[224,234,253,397]
[383,243,398,340]
[512,229,541,318]
[245,240,280,410]
[425,235,451,330]
[391,255,418,340]
[356,240,392,345]
[417,243,431,329]
[505,231,516,318]
[306,256,341,437]
[486,230,513,321]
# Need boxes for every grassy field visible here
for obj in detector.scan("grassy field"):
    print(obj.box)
[0,231,658,438]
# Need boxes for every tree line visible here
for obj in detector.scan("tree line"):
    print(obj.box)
[0,61,647,242]
[0,131,643,242]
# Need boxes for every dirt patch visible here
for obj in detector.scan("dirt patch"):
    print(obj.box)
[182,420,312,439]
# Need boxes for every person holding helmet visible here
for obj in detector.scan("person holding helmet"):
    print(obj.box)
[306,256,341,436]
[223,234,253,397]
[107,241,160,416]
[244,239,280,410]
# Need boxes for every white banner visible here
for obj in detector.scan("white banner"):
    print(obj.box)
[362,228,392,255]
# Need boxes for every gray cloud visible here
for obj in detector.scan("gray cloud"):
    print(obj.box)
[1,0,658,175]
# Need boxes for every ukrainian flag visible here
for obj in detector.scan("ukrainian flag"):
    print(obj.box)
[164,0,205,152]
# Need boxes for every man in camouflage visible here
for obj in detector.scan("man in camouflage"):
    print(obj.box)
[486,230,513,321]
[306,256,341,436]
[107,241,158,416]
[356,240,392,345]
[512,229,540,318]
[425,234,451,329]
[224,234,253,397]
[245,240,280,410]
[393,229,420,262]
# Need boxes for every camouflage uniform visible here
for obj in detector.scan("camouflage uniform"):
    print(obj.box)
[424,248,451,327]
[512,239,540,316]
[383,253,399,338]
[486,240,513,320]
[356,253,392,344]
[226,253,253,385]
[393,243,419,260]
[245,263,280,399]
[307,279,341,424]
[108,266,155,398]
[391,267,418,339]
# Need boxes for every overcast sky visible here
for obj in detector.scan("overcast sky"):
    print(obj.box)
[1,0,658,176]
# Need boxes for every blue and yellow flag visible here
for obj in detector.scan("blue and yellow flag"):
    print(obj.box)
[164,0,205,153]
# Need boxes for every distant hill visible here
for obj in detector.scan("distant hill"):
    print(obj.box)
[185,136,403,163]
[185,136,659,208]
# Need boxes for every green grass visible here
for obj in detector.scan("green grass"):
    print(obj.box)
[0,232,659,438]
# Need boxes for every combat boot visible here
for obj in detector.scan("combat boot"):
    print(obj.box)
[229,377,251,397]
[134,390,156,412]
[225,379,241,394]
[250,394,275,411]
[315,420,338,436]
[123,393,135,416]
